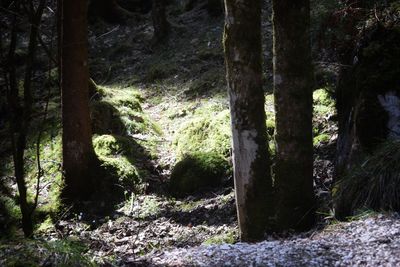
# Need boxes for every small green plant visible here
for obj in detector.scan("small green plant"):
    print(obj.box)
[334,140,400,217]
[202,230,237,245]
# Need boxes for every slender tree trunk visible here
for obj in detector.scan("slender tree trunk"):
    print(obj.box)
[272,0,316,231]
[6,0,45,238]
[224,0,274,241]
[151,0,170,45]
[59,0,95,201]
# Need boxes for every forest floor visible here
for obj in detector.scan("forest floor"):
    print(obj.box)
[1,1,400,267]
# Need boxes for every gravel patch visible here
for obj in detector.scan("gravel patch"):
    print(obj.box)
[148,213,400,266]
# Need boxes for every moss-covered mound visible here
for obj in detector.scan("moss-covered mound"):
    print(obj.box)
[173,108,231,158]
[170,106,231,196]
[90,86,160,136]
[170,153,230,197]
[93,134,145,193]
[334,140,400,219]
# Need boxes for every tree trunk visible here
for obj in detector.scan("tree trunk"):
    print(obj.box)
[59,0,96,201]
[6,0,45,238]
[224,0,274,241]
[272,0,316,231]
[151,0,170,45]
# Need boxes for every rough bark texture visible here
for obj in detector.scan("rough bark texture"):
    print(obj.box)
[223,0,273,241]
[60,0,96,201]
[151,0,170,45]
[272,0,316,231]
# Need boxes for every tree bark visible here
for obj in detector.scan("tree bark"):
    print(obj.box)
[272,0,316,231]
[151,0,170,45]
[59,0,96,201]
[224,0,274,241]
[5,0,45,238]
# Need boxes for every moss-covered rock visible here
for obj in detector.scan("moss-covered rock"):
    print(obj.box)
[170,152,230,197]
[93,134,144,192]
[90,86,161,136]
[173,108,231,158]
[170,105,232,196]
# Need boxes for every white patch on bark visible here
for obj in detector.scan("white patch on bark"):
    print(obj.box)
[275,74,283,85]
[378,91,400,139]
[232,129,259,186]
[233,47,240,62]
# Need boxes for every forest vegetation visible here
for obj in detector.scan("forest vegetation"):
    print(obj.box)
[0,0,400,266]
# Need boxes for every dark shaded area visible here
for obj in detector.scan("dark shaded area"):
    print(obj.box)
[335,23,400,219]
[169,153,229,198]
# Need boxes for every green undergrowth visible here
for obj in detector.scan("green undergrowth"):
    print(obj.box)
[93,134,146,193]
[173,104,231,159]
[170,103,231,196]
[90,84,163,195]
[334,140,400,218]
[0,238,96,267]
[91,84,162,136]
[313,88,335,146]
[202,229,237,245]
[1,82,160,235]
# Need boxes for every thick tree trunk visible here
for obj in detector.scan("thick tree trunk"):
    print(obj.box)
[60,0,96,201]
[151,0,170,45]
[272,0,316,231]
[224,0,274,241]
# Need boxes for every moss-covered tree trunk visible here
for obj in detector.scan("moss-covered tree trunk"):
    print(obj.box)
[151,0,170,45]
[59,0,96,201]
[272,0,316,231]
[223,0,274,241]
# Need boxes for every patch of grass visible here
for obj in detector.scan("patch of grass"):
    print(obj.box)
[313,133,330,146]
[202,229,237,245]
[0,238,95,267]
[138,196,161,218]
[334,140,400,217]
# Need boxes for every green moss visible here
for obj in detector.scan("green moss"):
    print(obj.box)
[203,230,237,245]
[173,108,231,159]
[313,88,335,114]
[36,216,55,233]
[93,135,144,192]
[313,133,330,145]
[138,196,160,219]
[90,86,161,136]
[170,153,230,197]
